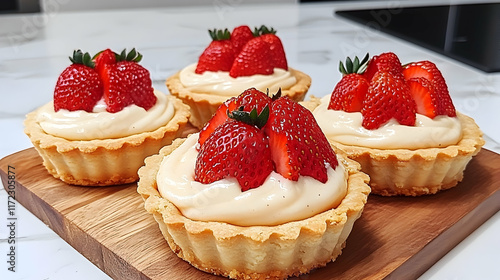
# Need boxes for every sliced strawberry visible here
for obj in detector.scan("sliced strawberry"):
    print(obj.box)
[328,73,369,112]
[198,97,238,147]
[406,77,440,118]
[230,25,254,54]
[229,37,274,78]
[255,26,288,70]
[196,29,235,74]
[54,50,103,112]
[198,87,272,147]
[195,120,273,191]
[403,60,456,117]
[361,72,416,129]
[363,52,404,82]
[101,49,156,113]
[265,97,338,183]
[94,48,116,79]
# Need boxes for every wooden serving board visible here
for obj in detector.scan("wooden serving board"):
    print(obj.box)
[1,148,500,280]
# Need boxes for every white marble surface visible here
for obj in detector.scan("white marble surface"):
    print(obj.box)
[0,1,499,279]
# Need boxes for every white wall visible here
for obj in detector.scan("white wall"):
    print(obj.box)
[40,0,297,12]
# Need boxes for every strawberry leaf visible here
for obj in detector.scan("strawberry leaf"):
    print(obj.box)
[69,49,95,68]
[208,28,230,41]
[228,105,269,129]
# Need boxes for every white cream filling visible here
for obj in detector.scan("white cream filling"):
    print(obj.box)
[313,95,462,150]
[156,134,348,227]
[179,63,296,96]
[36,90,174,140]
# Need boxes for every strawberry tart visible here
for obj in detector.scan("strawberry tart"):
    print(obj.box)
[310,52,484,196]
[166,25,311,128]
[137,88,370,279]
[24,49,190,186]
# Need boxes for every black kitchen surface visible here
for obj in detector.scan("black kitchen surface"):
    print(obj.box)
[335,3,500,73]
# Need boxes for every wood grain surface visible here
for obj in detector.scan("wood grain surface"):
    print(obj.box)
[1,148,499,280]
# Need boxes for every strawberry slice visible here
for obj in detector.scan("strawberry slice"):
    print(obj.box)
[403,60,456,117]
[198,97,238,147]
[406,77,440,118]
[255,25,288,70]
[196,28,235,74]
[195,115,273,191]
[94,48,116,78]
[229,37,274,78]
[363,52,404,82]
[54,50,103,112]
[198,87,272,147]
[230,25,254,54]
[361,71,416,129]
[100,49,156,113]
[265,97,338,183]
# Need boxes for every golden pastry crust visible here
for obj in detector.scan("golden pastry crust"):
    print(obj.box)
[137,137,370,280]
[304,97,485,196]
[166,68,311,129]
[24,96,191,186]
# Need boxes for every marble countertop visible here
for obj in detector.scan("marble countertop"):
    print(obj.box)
[1,1,499,279]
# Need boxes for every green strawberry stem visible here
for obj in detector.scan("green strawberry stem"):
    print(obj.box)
[339,53,369,75]
[268,88,282,101]
[253,25,277,36]
[69,49,95,68]
[228,105,269,129]
[118,48,143,62]
[208,28,230,41]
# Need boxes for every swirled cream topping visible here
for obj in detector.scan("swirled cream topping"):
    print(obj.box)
[157,134,347,227]
[179,63,296,96]
[313,95,462,150]
[36,90,175,140]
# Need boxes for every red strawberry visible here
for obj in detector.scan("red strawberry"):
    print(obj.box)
[100,49,156,113]
[230,25,254,54]
[361,72,416,129]
[198,87,272,147]
[403,60,456,117]
[229,37,274,78]
[94,48,116,78]
[406,77,441,118]
[54,50,103,112]
[198,97,238,147]
[196,29,235,74]
[195,115,273,191]
[264,97,338,183]
[363,52,404,81]
[329,54,370,112]
[255,25,288,70]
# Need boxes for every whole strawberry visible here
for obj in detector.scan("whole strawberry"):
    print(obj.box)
[99,49,156,113]
[230,25,254,54]
[361,71,416,129]
[229,36,274,78]
[363,52,404,82]
[254,25,288,70]
[329,54,369,112]
[54,50,103,112]
[195,107,273,191]
[265,96,338,183]
[196,28,235,74]
[198,87,274,146]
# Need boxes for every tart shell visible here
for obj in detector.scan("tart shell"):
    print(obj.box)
[306,97,485,196]
[166,68,311,129]
[137,137,371,280]
[24,95,191,186]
